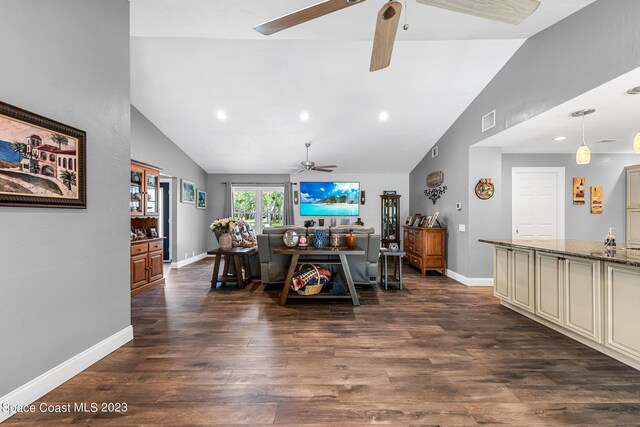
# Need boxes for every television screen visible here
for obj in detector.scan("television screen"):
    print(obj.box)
[300,182,360,216]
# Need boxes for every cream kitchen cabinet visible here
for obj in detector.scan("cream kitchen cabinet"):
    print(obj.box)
[627,165,640,248]
[493,246,534,313]
[563,256,602,343]
[535,253,564,326]
[604,263,640,361]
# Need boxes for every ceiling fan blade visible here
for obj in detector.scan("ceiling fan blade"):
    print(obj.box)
[254,0,367,36]
[416,0,540,25]
[312,165,337,169]
[370,1,402,72]
[313,168,334,172]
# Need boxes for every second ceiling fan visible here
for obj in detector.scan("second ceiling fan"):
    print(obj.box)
[254,0,541,72]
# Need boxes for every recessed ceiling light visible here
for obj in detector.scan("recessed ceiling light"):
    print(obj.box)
[378,111,389,122]
[299,111,310,122]
[553,136,566,142]
[216,111,228,121]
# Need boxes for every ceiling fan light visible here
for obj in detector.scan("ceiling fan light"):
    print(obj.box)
[634,131,640,153]
[576,144,591,165]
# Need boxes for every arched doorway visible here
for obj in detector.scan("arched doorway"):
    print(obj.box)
[41,165,55,177]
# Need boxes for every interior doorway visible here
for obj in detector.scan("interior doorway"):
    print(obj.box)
[512,167,565,240]
[160,180,172,262]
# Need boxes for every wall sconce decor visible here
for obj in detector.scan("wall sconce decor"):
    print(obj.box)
[424,186,447,205]
[293,190,299,205]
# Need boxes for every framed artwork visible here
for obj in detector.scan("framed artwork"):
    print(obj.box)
[405,216,412,225]
[429,212,440,228]
[196,189,207,209]
[383,190,397,195]
[591,186,603,214]
[0,101,86,208]
[411,213,422,226]
[573,177,586,205]
[148,227,159,238]
[419,216,430,227]
[134,228,147,240]
[181,179,195,203]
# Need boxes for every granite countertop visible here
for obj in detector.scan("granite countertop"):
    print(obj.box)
[479,239,640,268]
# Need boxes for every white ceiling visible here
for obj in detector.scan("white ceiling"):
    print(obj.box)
[130,0,597,174]
[476,67,640,154]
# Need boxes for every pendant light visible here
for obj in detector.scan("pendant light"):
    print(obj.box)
[571,109,595,165]
[628,87,640,153]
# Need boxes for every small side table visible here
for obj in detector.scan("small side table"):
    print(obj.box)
[207,247,257,289]
[379,248,406,290]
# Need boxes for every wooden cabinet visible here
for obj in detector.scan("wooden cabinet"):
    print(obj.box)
[564,256,601,343]
[380,195,401,248]
[492,247,534,313]
[131,162,159,217]
[535,253,564,325]
[130,160,164,296]
[627,165,640,248]
[402,226,446,275]
[130,238,165,295]
[605,263,640,360]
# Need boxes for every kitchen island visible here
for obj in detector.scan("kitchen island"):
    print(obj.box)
[481,239,640,370]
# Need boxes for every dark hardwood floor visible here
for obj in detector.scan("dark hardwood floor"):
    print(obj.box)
[7,258,640,425]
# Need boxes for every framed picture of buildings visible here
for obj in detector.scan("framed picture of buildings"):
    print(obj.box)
[0,101,86,208]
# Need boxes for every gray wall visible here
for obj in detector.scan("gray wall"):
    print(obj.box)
[502,153,639,244]
[131,106,209,262]
[410,0,640,278]
[206,174,290,250]
[0,0,130,396]
[468,147,502,278]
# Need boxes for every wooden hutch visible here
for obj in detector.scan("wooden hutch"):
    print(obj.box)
[130,160,165,295]
[403,225,446,275]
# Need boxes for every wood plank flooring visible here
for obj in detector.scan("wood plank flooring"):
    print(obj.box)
[6,258,640,425]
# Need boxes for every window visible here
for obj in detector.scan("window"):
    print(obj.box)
[232,186,284,233]
[49,154,55,162]
[58,158,61,166]
[63,158,67,168]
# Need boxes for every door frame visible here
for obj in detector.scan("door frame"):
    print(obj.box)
[160,177,172,262]
[512,167,565,240]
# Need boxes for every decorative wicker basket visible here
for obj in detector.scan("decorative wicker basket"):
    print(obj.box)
[296,264,324,296]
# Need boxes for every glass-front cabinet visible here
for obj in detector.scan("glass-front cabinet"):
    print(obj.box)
[130,163,160,217]
[380,194,401,248]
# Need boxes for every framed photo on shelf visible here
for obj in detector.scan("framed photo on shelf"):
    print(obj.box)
[0,101,87,208]
[134,228,147,240]
[411,213,422,226]
[405,216,412,225]
[148,227,159,238]
[429,212,440,228]
[422,216,432,228]
[181,179,195,203]
[196,189,207,209]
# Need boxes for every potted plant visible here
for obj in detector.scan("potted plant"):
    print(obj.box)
[210,217,236,251]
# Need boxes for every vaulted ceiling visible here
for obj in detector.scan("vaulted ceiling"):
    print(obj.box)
[130,0,597,174]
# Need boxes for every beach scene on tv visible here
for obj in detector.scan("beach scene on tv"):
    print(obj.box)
[300,182,359,216]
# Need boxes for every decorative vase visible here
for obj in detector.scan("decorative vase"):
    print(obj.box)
[219,232,233,251]
[313,229,328,249]
[355,218,364,226]
[345,229,358,249]
[330,234,339,249]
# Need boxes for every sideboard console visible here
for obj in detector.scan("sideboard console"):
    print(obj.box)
[481,238,640,371]
[402,226,446,275]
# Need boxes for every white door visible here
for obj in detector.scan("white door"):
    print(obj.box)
[512,167,565,240]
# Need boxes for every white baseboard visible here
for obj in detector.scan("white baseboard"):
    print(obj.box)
[171,252,208,269]
[0,326,133,423]
[446,269,493,287]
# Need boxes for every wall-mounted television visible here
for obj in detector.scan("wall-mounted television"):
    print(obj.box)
[300,182,360,216]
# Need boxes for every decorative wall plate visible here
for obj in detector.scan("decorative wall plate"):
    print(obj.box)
[475,178,494,200]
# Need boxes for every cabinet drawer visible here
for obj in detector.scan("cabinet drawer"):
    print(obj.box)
[149,240,163,252]
[426,257,443,268]
[407,233,415,243]
[411,255,423,268]
[131,243,149,255]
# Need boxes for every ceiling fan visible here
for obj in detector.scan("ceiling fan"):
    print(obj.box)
[254,0,541,72]
[295,142,337,173]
